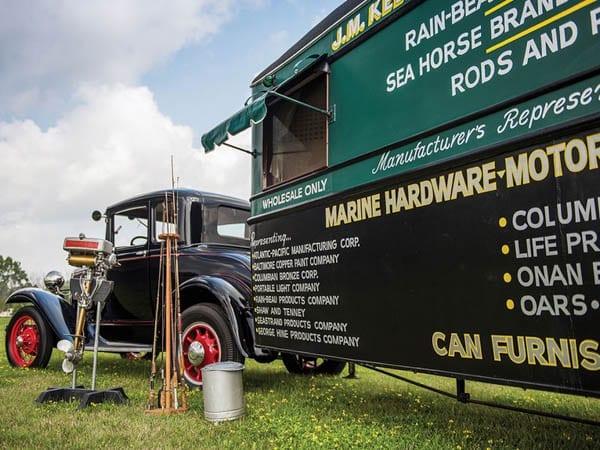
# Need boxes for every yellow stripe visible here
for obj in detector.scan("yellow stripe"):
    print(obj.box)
[485,0,514,17]
[486,0,597,54]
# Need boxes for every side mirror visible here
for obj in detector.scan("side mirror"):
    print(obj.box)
[91,210,103,221]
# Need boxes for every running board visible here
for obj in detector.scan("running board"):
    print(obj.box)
[83,343,152,353]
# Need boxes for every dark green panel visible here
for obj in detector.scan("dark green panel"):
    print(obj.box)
[329,0,600,164]
[252,73,600,216]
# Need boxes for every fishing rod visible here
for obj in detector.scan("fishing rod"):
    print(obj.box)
[146,161,188,414]
[170,159,188,410]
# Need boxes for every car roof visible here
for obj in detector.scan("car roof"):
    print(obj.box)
[105,188,249,212]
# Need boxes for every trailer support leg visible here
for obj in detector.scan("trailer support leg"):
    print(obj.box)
[344,362,360,379]
[456,378,470,403]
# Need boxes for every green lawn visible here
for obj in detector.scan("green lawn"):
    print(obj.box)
[0,316,598,449]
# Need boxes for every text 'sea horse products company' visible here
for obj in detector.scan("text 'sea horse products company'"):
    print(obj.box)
[203,0,600,421]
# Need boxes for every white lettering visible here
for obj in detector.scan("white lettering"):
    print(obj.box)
[592,7,600,35]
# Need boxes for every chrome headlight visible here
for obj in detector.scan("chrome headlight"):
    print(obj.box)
[44,270,65,293]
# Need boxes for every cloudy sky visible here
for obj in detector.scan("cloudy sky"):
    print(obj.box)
[0,0,340,280]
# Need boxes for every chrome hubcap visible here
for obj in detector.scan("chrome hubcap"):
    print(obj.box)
[187,341,205,366]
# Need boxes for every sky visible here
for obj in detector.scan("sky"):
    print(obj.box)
[0,0,342,281]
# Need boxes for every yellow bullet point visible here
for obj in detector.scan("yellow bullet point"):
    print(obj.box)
[503,273,512,283]
[501,244,510,255]
[506,299,515,310]
[498,217,507,228]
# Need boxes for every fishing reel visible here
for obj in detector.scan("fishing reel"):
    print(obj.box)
[57,235,117,374]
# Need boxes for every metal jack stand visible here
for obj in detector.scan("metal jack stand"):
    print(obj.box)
[36,236,128,409]
[36,298,128,409]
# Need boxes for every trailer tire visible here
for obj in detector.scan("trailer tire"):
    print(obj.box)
[120,352,152,361]
[281,353,346,375]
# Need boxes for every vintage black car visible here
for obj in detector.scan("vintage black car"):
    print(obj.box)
[4,189,345,386]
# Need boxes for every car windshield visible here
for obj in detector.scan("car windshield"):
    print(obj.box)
[112,205,148,248]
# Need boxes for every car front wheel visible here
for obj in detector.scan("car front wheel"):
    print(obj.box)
[181,303,243,388]
[5,306,53,368]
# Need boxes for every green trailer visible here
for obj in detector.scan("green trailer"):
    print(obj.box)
[203,0,600,412]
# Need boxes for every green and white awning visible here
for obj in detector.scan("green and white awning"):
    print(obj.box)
[201,93,268,153]
[201,57,331,154]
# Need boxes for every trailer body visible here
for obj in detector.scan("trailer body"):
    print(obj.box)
[203,0,600,397]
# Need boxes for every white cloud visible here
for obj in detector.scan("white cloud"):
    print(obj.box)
[0,0,242,117]
[0,83,251,277]
[0,0,264,278]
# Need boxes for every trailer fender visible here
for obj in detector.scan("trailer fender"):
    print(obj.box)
[6,288,75,345]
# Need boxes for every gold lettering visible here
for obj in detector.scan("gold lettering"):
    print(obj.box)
[588,132,600,169]
[325,194,382,228]
[432,331,447,356]
[580,339,600,371]
[505,152,530,187]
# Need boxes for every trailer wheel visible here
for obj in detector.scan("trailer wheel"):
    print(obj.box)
[120,352,152,361]
[5,306,53,368]
[281,353,346,375]
[181,303,243,388]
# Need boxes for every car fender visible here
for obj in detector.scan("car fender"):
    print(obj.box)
[179,275,252,358]
[6,288,75,345]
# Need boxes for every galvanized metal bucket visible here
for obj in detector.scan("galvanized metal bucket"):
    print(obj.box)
[201,361,245,423]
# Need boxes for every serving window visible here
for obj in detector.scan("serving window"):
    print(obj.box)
[262,70,328,188]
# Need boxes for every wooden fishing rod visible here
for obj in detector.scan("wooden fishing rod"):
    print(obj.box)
[170,163,188,411]
[146,172,188,414]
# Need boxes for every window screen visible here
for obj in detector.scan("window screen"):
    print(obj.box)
[263,72,328,187]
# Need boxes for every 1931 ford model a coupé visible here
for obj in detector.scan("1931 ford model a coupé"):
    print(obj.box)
[4,189,346,386]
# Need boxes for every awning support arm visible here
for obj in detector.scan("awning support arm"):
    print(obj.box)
[267,90,330,117]
[223,141,257,157]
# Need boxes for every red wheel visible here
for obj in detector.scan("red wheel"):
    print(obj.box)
[5,306,52,368]
[181,303,242,388]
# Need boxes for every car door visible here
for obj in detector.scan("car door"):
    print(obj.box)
[105,201,153,324]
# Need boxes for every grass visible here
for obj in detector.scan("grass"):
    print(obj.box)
[0,316,599,449]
